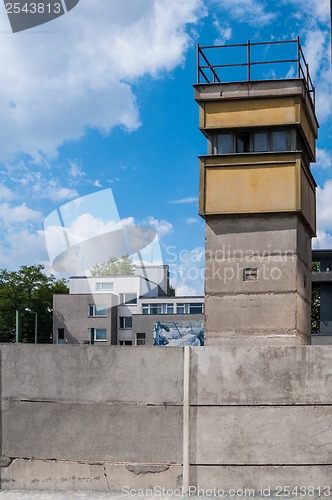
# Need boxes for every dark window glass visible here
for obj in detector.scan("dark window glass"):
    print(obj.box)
[137,333,146,345]
[58,328,64,340]
[189,303,204,314]
[120,317,132,329]
[253,132,268,152]
[272,131,288,151]
[236,132,250,153]
[150,304,163,315]
[216,133,233,154]
[177,304,185,314]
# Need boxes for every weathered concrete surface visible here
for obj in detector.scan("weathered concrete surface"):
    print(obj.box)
[190,406,332,465]
[205,293,310,339]
[191,465,332,491]
[2,401,182,464]
[190,346,332,405]
[1,345,183,404]
[312,335,332,345]
[1,345,332,491]
[1,460,182,491]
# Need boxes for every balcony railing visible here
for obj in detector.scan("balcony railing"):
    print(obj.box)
[197,38,315,107]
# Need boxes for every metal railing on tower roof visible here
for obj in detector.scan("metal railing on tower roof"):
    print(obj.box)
[197,38,315,107]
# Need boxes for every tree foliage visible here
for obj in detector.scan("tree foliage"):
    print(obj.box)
[90,255,135,277]
[0,265,68,343]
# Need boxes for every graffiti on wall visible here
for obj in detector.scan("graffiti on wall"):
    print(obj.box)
[153,320,204,346]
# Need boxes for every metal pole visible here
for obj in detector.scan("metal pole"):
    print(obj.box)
[330,0,332,77]
[34,312,38,344]
[15,309,21,343]
[248,40,251,81]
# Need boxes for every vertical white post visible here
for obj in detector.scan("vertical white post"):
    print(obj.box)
[182,346,190,493]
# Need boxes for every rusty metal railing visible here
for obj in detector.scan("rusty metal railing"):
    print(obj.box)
[197,38,315,107]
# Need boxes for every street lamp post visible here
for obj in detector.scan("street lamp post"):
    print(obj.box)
[25,308,38,344]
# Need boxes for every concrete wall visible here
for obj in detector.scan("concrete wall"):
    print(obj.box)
[204,214,313,345]
[1,344,332,492]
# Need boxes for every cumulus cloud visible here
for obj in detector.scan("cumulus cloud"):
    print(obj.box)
[313,230,332,250]
[0,184,14,201]
[209,0,276,27]
[142,216,173,237]
[213,18,232,45]
[316,149,332,170]
[0,0,204,160]
[316,180,332,232]
[0,202,43,226]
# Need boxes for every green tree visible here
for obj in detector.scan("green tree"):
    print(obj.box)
[90,255,135,276]
[311,261,320,335]
[0,265,68,343]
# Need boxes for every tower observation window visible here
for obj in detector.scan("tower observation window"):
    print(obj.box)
[213,129,290,154]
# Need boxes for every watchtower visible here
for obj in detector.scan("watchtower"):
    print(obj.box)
[195,39,318,345]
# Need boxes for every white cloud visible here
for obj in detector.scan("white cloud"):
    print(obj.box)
[68,160,85,178]
[316,180,332,232]
[169,196,198,204]
[168,246,204,296]
[313,230,332,250]
[316,148,332,169]
[210,0,276,27]
[0,202,43,226]
[33,180,78,202]
[0,228,49,270]
[0,184,14,201]
[285,0,330,25]
[213,18,232,45]
[0,0,205,160]
[185,217,200,225]
[142,216,173,237]
[176,284,200,296]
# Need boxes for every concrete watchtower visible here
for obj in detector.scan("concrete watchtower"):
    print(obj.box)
[195,39,318,346]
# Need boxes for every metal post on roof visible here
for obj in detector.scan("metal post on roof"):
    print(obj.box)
[247,40,251,81]
[297,36,301,79]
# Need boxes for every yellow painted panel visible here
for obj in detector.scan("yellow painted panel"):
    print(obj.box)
[204,97,297,129]
[205,164,298,214]
[300,111,316,160]
[301,166,316,235]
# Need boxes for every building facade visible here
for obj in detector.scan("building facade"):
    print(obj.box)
[53,266,204,346]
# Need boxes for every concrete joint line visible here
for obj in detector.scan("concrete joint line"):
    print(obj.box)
[182,346,190,493]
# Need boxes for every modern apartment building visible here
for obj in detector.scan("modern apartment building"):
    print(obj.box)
[53,265,204,346]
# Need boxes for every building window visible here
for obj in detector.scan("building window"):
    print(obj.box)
[142,304,149,315]
[94,328,107,341]
[243,268,258,282]
[177,303,186,314]
[189,303,204,314]
[119,316,133,329]
[58,328,64,340]
[150,303,163,315]
[213,129,290,154]
[136,333,146,346]
[271,130,288,151]
[216,133,233,154]
[253,131,268,151]
[96,282,114,291]
[88,304,107,317]
[166,304,174,314]
[120,293,137,305]
[236,132,250,153]
[119,340,132,346]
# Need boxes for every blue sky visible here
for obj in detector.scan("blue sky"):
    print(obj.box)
[0,0,331,295]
